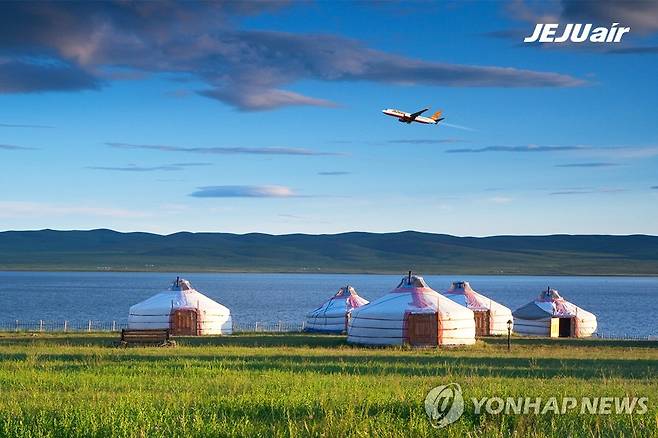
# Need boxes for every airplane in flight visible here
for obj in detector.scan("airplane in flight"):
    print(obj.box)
[382,107,444,125]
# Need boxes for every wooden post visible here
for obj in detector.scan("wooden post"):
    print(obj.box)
[15,320,19,332]
[437,295,441,349]
[255,322,259,332]
[88,320,92,332]
[112,321,116,332]
[39,320,44,332]
[64,320,68,332]
[278,321,282,332]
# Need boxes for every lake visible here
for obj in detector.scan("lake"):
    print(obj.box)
[0,272,656,337]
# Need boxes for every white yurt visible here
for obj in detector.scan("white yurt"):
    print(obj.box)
[512,287,597,338]
[444,281,513,336]
[304,285,369,333]
[347,273,476,346]
[128,277,232,335]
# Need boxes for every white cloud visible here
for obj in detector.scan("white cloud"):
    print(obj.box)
[189,185,297,198]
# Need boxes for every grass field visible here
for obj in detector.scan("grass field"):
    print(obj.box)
[0,333,656,437]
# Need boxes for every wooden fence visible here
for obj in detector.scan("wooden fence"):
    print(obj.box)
[0,321,654,339]
[0,320,306,333]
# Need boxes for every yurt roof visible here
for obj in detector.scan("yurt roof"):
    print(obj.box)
[395,273,430,290]
[444,281,510,312]
[512,287,590,320]
[393,274,441,311]
[307,285,368,317]
[129,278,230,315]
[352,274,472,317]
[332,285,358,298]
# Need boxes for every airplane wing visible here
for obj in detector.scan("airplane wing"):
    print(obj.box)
[409,108,429,119]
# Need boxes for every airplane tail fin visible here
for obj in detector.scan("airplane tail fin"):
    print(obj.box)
[430,110,443,122]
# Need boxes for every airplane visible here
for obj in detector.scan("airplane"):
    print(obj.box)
[382,107,444,125]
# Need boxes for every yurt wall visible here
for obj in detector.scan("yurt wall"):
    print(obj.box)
[305,285,368,334]
[347,274,475,347]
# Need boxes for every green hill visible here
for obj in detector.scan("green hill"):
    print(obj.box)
[0,229,657,275]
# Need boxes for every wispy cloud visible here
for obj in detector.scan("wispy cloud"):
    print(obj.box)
[87,162,212,172]
[318,171,351,176]
[88,165,179,172]
[437,142,658,158]
[487,196,513,204]
[278,213,304,219]
[559,0,658,34]
[276,213,331,224]
[652,186,658,190]
[0,122,53,128]
[199,87,337,111]
[588,146,658,159]
[107,142,342,156]
[0,144,37,150]
[550,188,627,196]
[446,145,586,153]
[555,162,621,168]
[0,201,147,218]
[189,185,297,198]
[387,138,466,144]
[0,3,585,110]
[172,162,213,167]
[550,190,589,196]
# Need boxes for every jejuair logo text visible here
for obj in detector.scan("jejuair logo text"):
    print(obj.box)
[524,23,630,43]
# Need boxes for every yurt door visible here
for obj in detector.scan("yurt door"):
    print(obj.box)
[550,318,560,337]
[406,313,439,347]
[474,311,491,337]
[558,318,572,337]
[170,309,199,335]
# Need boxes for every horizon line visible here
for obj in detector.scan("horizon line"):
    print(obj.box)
[1,228,656,239]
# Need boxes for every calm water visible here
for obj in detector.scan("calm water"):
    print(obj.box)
[0,272,656,337]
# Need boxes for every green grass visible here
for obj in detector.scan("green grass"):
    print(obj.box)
[0,333,656,437]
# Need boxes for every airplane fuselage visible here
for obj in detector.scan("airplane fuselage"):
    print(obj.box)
[382,108,438,124]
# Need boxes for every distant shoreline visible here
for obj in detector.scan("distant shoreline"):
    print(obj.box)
[1,268,657,277]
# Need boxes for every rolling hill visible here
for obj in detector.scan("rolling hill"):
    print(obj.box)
[0,229,657,275]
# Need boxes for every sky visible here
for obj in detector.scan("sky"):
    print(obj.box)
[1,0,657,236]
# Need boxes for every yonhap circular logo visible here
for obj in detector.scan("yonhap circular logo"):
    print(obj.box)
[424,383,464,429]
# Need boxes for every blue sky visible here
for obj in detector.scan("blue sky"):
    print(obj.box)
[1,1,657,235]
